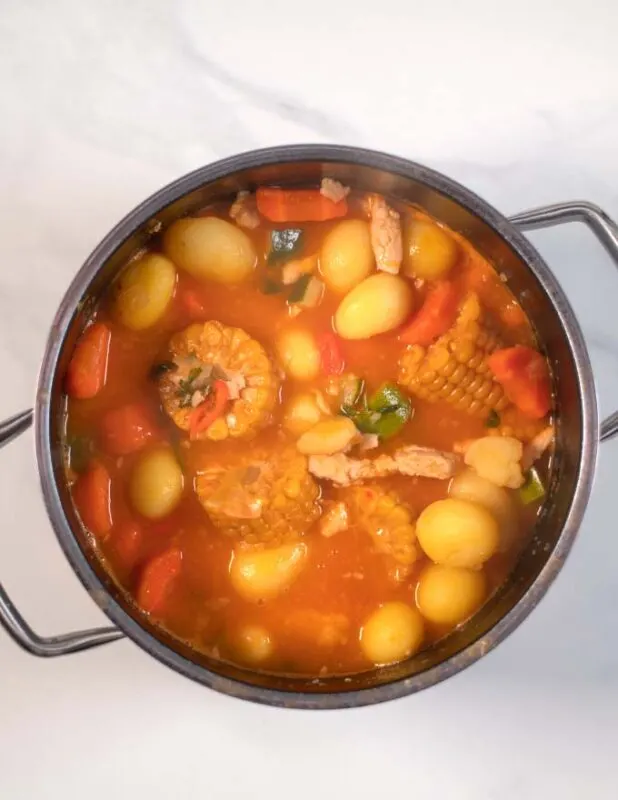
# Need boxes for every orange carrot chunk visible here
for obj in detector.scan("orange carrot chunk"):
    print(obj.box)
[66,322,111,399]
[72,460,112,538]
[256,188,348,223]
[189,380,230,440]
[488,345,551,419]
[177,283,208,320]
[112,519,143,571]
[399,281,460,346]
[137,547,183,614]
[100,402,158,455]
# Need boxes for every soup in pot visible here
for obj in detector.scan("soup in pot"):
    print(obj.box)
[63,179,553,675]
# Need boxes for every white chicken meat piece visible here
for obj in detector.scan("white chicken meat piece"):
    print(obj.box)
[308,444,457,486]
[522,425,554,471]
[365,194,403,275]
[320,501,349,538]
[230,191,261,229]
[320,178,350,204]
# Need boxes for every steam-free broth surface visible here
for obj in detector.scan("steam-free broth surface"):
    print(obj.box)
[64,181,552,675]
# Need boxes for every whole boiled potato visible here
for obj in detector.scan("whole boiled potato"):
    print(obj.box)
[229,624,274,664]
[129,447,184,519]
[416,498,499,568]
[449,468,519,552]
[416,564,486,626]
[403,218,459,281]
[276,328,321,381]
[282,392,325,436]
[335,273,414,339]
[320,220,374,293]
[163,216,256,284]
[296,417,358,455]
[114,253,176,330]
[230,542,307,603]
[360,602,424,665]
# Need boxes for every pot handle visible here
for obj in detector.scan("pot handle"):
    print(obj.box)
[0,409,123,656]
[510,201,618,443]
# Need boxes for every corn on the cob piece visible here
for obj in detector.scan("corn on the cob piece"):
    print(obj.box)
[398,292,509,417]
[490,406,547,443]
[349,485,418,570]
[159,321,279,441]
[195,447,321,548]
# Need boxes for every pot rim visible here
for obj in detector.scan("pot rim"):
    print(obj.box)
[34,144,598,709]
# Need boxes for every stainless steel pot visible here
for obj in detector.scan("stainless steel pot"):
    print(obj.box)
[2,145,617,709]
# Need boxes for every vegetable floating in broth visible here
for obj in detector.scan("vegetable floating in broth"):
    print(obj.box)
[63,177,554,676]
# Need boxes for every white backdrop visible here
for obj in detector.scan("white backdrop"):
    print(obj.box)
[1,1,617,797]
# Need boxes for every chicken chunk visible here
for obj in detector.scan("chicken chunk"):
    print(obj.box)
[229,191,261,229]
[158,321,279,441]
[320,501,349,538]
[320,178,350,204]
[195,447,321,547]
[522,425,554,471]
[281,255,317,285]
[308,444,458,486]
[365,193,403,275]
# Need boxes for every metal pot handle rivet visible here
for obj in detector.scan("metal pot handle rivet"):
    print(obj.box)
[510,201,618,443]
[0,410,123,656]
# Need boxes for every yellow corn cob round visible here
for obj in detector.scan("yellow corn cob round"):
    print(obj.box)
[159,321,279,441]
[349,485,418,570]
[195,447,321,548]
[398,292,510,417]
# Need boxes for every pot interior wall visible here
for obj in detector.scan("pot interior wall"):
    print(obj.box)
[49,157,585,696]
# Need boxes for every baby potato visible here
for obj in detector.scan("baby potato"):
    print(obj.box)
[416,564,486,626]
[276,328,321,381]
[416,498,499,569]
[403,218,459,280]
[360,602,424,665]
[449,468,519,552]
[129,446,184,519]
[230,542,308,603]
[320,220,374,294]
[296,417,359,456]
[163,217,256,285]
[229,624,273,664]
[335,273,414,340]
[283,392,327,437]
[114,253,176,331]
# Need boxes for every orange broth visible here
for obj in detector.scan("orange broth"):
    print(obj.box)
[64,192,547,676]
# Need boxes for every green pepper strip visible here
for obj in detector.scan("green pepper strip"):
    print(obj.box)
[519,467,546,505]
[345,382,412,440]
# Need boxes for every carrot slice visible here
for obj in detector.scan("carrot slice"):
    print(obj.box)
[189,380,230,440]
[256,188,348,223]
[488,345,551,419]
[72,460,112,538]
[177,283,208,320]
[318,332,346,375]
[112,519,143,571]
[137,547,183,614]
[100,402,158,455]
[66,322,111,399]
[399,281,460,345]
